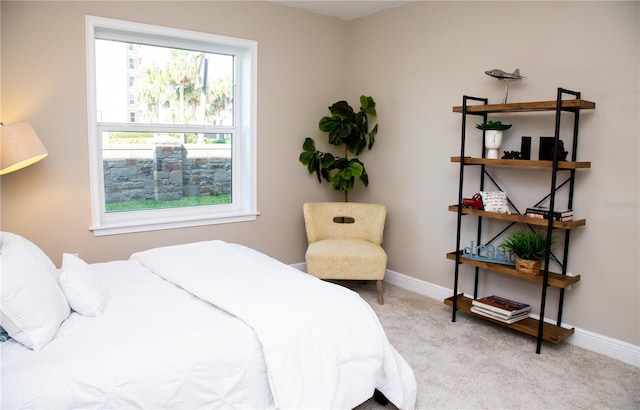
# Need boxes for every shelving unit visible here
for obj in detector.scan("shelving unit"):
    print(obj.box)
[447,88,595,354]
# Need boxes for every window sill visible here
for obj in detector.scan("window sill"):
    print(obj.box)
[90,211,260,236]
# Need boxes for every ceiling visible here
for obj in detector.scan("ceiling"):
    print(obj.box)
[272,1,412,21]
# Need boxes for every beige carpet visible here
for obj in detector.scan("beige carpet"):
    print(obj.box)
[343,281,640,410]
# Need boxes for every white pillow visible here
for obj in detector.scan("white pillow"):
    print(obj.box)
[60,253,106,317]
[480,191,511,214]
[0,232,70,350]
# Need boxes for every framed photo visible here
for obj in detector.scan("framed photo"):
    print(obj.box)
[539,136,569,161]
[539,136,555,161]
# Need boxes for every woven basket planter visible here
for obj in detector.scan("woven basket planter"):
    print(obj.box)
[515,256,541,275]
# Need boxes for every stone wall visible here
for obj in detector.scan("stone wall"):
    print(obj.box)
[103,143,231,204]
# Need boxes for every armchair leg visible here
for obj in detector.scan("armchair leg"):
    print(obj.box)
[376,280,384,305]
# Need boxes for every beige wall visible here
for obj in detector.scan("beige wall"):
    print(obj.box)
[2,1,639,346]
[347,1,639,346]
[1,0,343,265]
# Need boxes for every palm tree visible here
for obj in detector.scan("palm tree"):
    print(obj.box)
[136,65,169,123]
[206,75,233,125]
[166,50,198,130]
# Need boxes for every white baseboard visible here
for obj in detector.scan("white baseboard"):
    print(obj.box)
[384,269,640,368]
[291,263,639,367]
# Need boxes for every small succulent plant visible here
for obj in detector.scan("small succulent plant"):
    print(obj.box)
[476,120,512,131]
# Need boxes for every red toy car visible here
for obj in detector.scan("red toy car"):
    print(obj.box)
[462,193,483,210]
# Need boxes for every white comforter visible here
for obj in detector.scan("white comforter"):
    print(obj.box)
[131,240,417,409]
[2,260,274,409]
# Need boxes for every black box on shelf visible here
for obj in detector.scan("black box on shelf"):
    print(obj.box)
[521,136,531,160]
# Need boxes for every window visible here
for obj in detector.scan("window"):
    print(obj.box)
[86,16,257,235]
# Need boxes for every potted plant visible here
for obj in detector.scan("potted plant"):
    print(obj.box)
[476,120,512,159]
[500,229,554,275]
[299,95,378,201]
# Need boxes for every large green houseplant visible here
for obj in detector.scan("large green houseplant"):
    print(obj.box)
[299,95,378,201]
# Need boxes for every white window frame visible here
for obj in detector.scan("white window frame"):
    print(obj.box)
[85,16,258,236]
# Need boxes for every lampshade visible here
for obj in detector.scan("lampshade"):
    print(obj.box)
[0,122,48,175]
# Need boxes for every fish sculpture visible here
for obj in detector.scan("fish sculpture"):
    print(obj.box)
[485,68,525,103]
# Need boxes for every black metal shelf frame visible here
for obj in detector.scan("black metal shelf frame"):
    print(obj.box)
[451,88,584,354]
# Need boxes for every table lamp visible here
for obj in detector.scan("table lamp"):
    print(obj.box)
[0,122,48,175]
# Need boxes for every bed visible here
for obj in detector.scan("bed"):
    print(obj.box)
[1,232,417,409]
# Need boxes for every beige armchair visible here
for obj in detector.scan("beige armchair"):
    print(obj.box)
[303,202,388,304]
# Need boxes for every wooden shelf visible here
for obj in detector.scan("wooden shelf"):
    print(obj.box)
[444,295,575,344]
[446,251,581,288]
[448,90,592,352]
[448,205,586,229]
[451,156,591,169]
[452,99,595,114]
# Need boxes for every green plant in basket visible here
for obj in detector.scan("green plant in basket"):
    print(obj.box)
[500,229,557,274]
[500,229,549,261]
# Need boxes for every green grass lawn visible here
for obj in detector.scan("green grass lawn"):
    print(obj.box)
[106,194,231,212]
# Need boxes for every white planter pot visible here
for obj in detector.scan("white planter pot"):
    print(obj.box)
[485,130,503,159]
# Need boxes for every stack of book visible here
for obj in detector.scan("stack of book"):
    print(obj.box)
[470,295,531,324]
[525,206,573,221]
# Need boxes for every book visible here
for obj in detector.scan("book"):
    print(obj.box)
[526,212,573,222]
[470,306,530,324]
[471,295,531,317]
[470,306,530,323]
[525,206,573,217]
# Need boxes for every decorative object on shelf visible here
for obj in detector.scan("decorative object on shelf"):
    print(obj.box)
[520,136,532,160]
[461,193,483,209]
[471,295,531,323]
[475,120,512,131]
[299,96,378,202]
[476,120,512,159]
[539,137,569,161]
[462,240,515,266]
[479,191,510,214]
[484,68,526,103]
[526,206,573,221]
[501,150,521,159]
[500,229,554,275]
[470,306,530,324]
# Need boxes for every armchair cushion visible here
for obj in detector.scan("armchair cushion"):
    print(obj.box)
[305,239,387,281]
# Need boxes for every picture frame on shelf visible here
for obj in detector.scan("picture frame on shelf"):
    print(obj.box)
[539,136,569,161]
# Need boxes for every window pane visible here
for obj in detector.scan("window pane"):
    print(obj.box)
[88,16,257,235]
[96,40,234,126]
[102,131,232,212]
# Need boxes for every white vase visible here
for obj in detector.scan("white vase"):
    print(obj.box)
[485,130,503,159]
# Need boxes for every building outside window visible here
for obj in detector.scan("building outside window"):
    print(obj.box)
[85,16,257,235]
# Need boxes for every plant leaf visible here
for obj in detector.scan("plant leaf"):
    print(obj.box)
[368,123,378,149]
[329,101,354,118]
[360,95,376,116]
[302,137,316,152]
[298,150,314,165]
